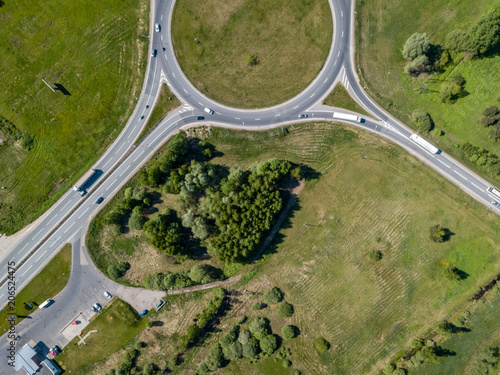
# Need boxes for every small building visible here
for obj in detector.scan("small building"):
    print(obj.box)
[41,359,62,375]
[14,343,39,375]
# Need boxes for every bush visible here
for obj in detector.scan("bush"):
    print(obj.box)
[251,302,267,310]
[277,302,294,318]
[129,213,146,230]
[283,359,292,368]
[281,325,297,339]
[393,369,406,375]
[222,341,243,361]
[368,250,382,261]
[142,363,154,375]
[402,32,430,61]
[238,329,252,345]
[445,29,468,51]
[146,321,153,328]
[411,339,423,349]
[412,110,433,132]
[314,337,330,352]
[450,72,465,87]
[259,334,278,355]
[249,317,271,340]
[444,265,462,281]
[110,224,122,235]
[242,337,260,358]
[135,341,145,349]
[124,187,133,198]
[108,262,130,279]
[263,287,284,305]
[430,224,446,243]
[383,363,396,374]
[188,264,216,284]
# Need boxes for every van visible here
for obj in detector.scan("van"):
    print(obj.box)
[39,299,53,309]
[204,108,214,115]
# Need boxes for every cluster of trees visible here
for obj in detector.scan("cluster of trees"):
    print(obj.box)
[480,104,500,141]
[143,209,184,256]
[107,262,130,280]
[105,344,157,375]
[471,345,500,375]
[438,72,466,103]
[179,287,226,352]
[143,264,222,290]
[106,187,153,234]
[0,116,35,150]
[181,159,300,263]
[458,142,500,176]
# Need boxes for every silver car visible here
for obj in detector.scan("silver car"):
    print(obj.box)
[155,23,161,32]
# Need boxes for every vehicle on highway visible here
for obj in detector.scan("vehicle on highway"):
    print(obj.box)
[96,197,104,204]
[492,200,500,208]
[141,116,145,120]
[155,23,161,32]
[298,114,308,118]
[104,291,112,299]
[410,134,440,154]
[151,49,157,58]
[73,169,103,194]
[39,299,53,309]
[204,107,214,115]
[140,309,148,317]
[487,187,500,200]
[93,303,102,312]
[196,116,204,120]
[333,112,363,123]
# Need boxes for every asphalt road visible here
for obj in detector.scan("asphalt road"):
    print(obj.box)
[0,0,499,371]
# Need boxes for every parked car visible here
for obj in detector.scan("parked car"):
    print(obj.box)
[49,346,60,357]
[93,303,102,312]
[104,291,112,299]
[155,23,161,32]
[140,309,149,317]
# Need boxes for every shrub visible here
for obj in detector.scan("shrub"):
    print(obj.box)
[242,337,260,358]
[251,302,267,310]
[143,197,152,206]
[383,363,396,374]
[412,110,433,132]
[204,343,225,371]
[188,264,216,284]
[124,187,133,198]
[249,317,270,340]
[260,334,278,355]
[135,341,145,349]
[402,32,430,61]
[368,250,382,261]
[108,262,130,279]
[411,339,423,349]
[282,325,297,339]
[263,287,284,305]
[142,363,154,375]
[110,224,122,235]
[393,369,406,375]
[238,329,252,345]
[146,321,153,328]
[283,359,292,368]
[430,224,446,242]
[222,341,243,361]
[314,337,330,352]
[129,213,146,230]
[444,265,461,281]
[276,347,292,359]
[220,325,239,349]
[277,302,294,318]
[450,72,465,87]
[445,29,468,51]
[245,53,259,66]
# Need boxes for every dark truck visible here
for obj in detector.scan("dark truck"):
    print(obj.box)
[73,169,103,197]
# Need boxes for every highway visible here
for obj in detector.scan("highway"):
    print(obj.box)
[0,0,499,371]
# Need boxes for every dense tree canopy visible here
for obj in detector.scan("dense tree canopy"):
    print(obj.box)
[402,32,430,61]
[143,209,184,255]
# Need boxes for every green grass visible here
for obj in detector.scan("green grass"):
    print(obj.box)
[136,84,181,144]
[56,299,146,373]
[179,123,500,375]
[356,0,500,182]
[171,0,332,108]
[323,84,370,117]
[412,295,500,375]
[0,243,71,334]
[0,0,149,234]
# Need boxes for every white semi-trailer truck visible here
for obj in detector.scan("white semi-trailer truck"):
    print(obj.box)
[333,112,363,123]
[409,134,440,154]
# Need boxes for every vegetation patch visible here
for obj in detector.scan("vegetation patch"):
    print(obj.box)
[171,0,332,108]
[0,0,149,234]
[323,84,370,117]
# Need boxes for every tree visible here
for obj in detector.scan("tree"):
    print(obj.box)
[444,265,462,281]
[421,346,440,364]
[412,110,433,132]
[368,250,383,262]
[110,224,122,235]
[430,224,446,242]
[124,187,133,198]
[108,262,130,279]
[220,325,239,349]
[238,329,252,345]
[450,72,465,87]
[143,211,184,255]
[129,213,146,230]
[251,302,267,310]
[263,287,284,305]
[283,359,292,368]
[481,106,500,127]
[439,82,462,103]
[249,317,270,340]
[383,363,396,374]
[242,337,260,357]
[465,9,500,55]
[392,369,406,375]
[204,343,225,371]
[277,302,294,318]
[222,341,243,361]
[142,363,154,375]
[402,33,430,61]
[411,339,423,349]
[259,334,278,355]
[445,29,468,51]
[314,337,330,352]
[135,189,148,201]
[281,325,297,339]
[188,264,216,284]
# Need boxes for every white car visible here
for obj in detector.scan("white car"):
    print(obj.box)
[104,291,112,299]
[204,107,214,115]
[155,23,161,32]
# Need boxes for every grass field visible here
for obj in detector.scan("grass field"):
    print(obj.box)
[412,294,500,375]
[56,299,146,373]
[323,84,370,117]
[356,0,500,181]
[0,243,71,334]
[0,0,149,234]
[179,123,500,374]
[171,0,332,108]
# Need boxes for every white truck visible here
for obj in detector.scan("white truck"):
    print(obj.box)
[409,134,440,154]
[333,112,363,123]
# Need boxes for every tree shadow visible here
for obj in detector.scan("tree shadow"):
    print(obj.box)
[436,346,457,357]
[442,228,455,242]
[456,268,470,280]
[54,83,71,96]
[0,1,5,7]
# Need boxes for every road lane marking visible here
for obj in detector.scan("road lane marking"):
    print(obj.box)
[324,78,328,83]
[337,51,340,57]
[275,114,281,117]
[20,243,29,252]
[0,294,4,299]
[437,159,451,168]
[55,236,61,242]
[161,14,163,20]
[61,201,71,211]
[310,93,315,98]
[172,72,176,78]
[334,59,337,65]
[78,207,90,219]
[183,88,188,93]
[454,170,468,180]
[20,265,33,277]
[235,117,241,120]
[160,35,163,41]
[102,158,113,169]
[342,31,344,38]
[63,222,76,234]
[255,118,261,121]
[293,105,299,109]
[471,182,482,190]
[36,253,44,262]
[133,150,145,162]
[119,165,131,177]
[341,10,343,17]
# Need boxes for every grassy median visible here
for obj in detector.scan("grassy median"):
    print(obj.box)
[172,0,332,108]
[0,243,71,334]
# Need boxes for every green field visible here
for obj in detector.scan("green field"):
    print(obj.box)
[0,243,71,334]
[0,0,149,234]
[356,0,500,182]
[180,123,500,374]
[323,84,370,117]
[171,0,332,108]
[56,299,146,373]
